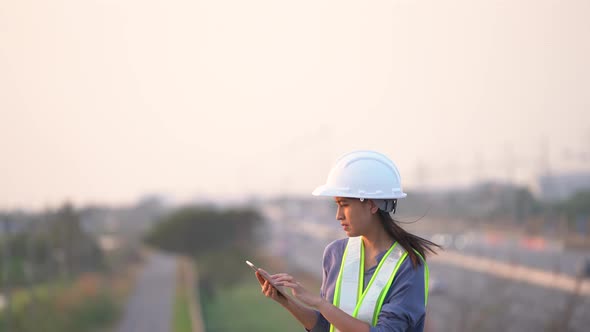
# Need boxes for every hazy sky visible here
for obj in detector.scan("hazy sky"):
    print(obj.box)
[1,0,589,208]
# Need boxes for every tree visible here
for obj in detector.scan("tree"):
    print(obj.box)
[144,206,263,291]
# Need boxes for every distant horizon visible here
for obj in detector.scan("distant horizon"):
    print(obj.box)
[3,169,589,212]
[1,144,588,210]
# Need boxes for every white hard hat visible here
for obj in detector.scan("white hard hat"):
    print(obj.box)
[312,150,407,200]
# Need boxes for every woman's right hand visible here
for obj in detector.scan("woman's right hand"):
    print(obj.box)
[256,269,289,306]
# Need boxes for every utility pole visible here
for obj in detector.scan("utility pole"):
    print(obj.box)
[504,142,515,184]
[539,138,552,199]
[539,138,557,237]
[472,152,484,185]
[415,160,429,190]
[503,142,518,225]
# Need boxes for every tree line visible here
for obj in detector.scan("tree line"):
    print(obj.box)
[0,203,104,287]
[144,205,263,295]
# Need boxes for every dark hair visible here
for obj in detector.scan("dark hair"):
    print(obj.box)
[377,210,441,268]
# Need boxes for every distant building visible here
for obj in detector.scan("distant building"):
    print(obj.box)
[536,172,590,201]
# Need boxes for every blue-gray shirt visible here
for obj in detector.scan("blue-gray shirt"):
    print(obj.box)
[308,238,426,332]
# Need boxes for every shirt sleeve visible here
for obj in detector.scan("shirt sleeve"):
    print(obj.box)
[307,311,330,332]
[306,240,342,332]
[369,259,426,332]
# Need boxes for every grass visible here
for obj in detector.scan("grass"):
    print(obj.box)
[0,273,132,332]
[4,281,67,313]
[173,291,193,332]
[201,280,305,332]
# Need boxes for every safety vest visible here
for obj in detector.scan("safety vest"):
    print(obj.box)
[330,237,429,332]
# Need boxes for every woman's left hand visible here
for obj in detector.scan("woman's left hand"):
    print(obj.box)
[272,273,324,308]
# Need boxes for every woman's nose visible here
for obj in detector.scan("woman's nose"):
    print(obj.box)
[336,207,344,220]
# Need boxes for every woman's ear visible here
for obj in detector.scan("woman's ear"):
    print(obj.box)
[368,200,380,214]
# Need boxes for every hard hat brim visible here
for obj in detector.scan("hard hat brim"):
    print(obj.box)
[312,184,407,199]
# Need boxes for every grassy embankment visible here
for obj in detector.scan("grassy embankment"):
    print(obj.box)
[173,258,193,332]
[201,256,321,332]
[173,291,192,332]
[0,271,136,332]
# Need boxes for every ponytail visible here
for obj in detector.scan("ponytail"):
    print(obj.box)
[377,210,441,268]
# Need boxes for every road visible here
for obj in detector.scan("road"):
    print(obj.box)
[116,253,177,332]
[426,260,590,332]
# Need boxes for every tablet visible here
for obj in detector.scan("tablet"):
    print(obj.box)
[246,260,290,298]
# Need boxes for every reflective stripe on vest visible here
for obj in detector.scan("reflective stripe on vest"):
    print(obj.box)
[330,237,428,331]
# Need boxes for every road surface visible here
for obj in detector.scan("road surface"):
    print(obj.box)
[116,253,177,332]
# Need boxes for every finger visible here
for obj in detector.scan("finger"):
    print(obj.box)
[268,285,278,298]
[270,273,290,279]
[267,281,278,292]
[280,281,299,289]
[255,272,267,285]
[273,275,294,282]
[273,275,295,283]
[259,269,275,282]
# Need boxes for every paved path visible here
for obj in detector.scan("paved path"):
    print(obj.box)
[430,250,590,295]
[116,253,177,332]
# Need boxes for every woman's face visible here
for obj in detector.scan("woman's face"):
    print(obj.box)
[334,197,375,237]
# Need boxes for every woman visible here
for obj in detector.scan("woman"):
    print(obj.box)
[255,150,440,332]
